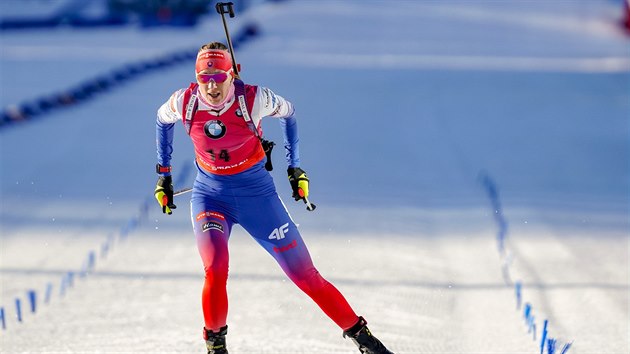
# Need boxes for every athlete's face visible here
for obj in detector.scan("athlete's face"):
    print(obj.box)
[196,69,233,105]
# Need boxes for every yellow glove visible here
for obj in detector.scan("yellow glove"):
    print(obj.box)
[288,167,316,211]
[288,167,309,200]
[155,176,176,215]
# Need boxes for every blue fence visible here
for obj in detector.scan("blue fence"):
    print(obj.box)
[480,173,574,354]
[0,160,194,331]
[0,22,260,129]
[0,1,284,30]
[2,0,212,30]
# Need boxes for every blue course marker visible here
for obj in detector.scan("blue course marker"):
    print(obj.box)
[529,318,536,341]
[15,298,22,322]
[88,251,96,270]
[67,271,75,287]
[0,307,6,330]
[523,302,532,324]
[515,281,522,309]
[60,275,67,296]
[547,338,557,354]
[45,282,53,304]
[27,290,37,313]
[101,239,110,258]
[540,319,548,354]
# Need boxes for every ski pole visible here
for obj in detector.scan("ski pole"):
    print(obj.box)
[214,2,318,212]
[215,2,240,78]
[174,187,192,197]
[162,4,234,202]
[303,197,316,212]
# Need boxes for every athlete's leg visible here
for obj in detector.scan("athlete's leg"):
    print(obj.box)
[239,194,359,330]
[191,195,234,332]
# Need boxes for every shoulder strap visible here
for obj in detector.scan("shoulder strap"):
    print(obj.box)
[234,79,261,139]
[235,79,275,171]
[182,83,198,135]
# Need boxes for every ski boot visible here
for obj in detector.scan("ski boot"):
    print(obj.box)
[203,325,228,354]
[343,317,394,354]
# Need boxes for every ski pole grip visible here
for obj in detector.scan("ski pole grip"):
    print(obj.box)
[216,2,235,17]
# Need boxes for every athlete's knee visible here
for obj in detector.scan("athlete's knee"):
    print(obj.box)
[288,267,328,293]
[196,233,229,282]
[203,260,229,283]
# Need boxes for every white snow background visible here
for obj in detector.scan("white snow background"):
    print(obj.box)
[1,0,629,353]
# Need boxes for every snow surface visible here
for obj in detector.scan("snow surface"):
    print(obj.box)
[1,0,629,353]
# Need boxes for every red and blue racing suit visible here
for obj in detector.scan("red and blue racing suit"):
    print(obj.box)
[156,82,359,332]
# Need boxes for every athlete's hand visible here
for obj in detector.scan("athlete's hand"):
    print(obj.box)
[155,176,177,215]
[288,167,316,211]
[288,167,309,200]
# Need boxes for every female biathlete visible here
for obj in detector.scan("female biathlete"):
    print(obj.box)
[154,41,394,354]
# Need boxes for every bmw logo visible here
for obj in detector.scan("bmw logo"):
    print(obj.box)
[204,120,226,139]
[235,108,243,117]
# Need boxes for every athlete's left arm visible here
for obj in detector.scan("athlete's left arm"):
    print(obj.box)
[251,87,300,168]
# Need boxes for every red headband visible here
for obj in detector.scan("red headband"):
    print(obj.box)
[196,50,233,73]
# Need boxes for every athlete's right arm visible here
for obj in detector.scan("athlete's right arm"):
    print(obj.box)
[156,90,185,171]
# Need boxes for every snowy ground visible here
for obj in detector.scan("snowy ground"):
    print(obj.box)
[1,0,629,353]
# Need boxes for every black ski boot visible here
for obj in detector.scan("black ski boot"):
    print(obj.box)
[203,325,228,354]
[343,317,394,354]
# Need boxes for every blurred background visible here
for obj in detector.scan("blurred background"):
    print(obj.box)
[1,0,628,353]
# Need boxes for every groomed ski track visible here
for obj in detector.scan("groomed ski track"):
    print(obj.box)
[1,1,628,353]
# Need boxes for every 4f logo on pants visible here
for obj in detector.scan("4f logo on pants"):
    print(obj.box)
[269,222,289,240]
